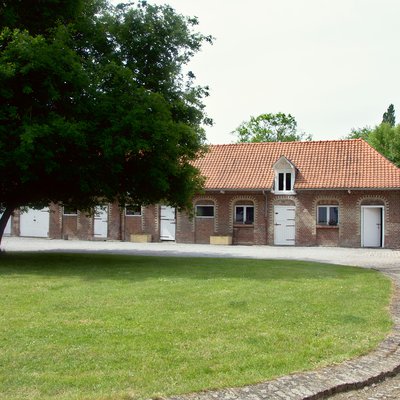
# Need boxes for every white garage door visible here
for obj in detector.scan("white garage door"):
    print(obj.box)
[20,208,49,238]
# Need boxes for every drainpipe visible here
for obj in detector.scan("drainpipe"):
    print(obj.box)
[60,205,65,240]
[262,190,268,218]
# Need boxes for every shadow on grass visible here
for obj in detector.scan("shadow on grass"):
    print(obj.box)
[0,252,375,283]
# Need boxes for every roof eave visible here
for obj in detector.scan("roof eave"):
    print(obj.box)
[203,187,400,192]
[296,187,400,191]
[204,188,270,192]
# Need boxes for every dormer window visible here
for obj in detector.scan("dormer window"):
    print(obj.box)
[278,172,292,191]
[272,156,297,194]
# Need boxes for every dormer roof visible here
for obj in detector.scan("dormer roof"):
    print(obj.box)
[272,155,297,171]
[193,139,400,190]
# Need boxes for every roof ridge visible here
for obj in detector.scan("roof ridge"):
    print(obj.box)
[208,138,364,147]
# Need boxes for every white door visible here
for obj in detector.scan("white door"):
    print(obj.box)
[160,206,176,241]
[362,207,383,247]
[274,205,295,246]
[0,212,11,236]
[20,208,49,237]
[94,206,108,239]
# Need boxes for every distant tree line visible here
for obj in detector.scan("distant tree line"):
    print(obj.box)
[234,105,400,169]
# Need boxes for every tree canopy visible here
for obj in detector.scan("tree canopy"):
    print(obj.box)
[233,112,312,143]
[345,104,400,167]
[346,126,373,141]
[368,123,400,167]
[0,0,213,243]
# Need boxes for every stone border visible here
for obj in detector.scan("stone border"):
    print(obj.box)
[168,269,400,400]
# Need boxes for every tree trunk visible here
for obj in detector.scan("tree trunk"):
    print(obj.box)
[0,205,14,249]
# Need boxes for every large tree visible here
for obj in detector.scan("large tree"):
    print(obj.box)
[345,105,400,167]
[233,112,312,143]
[0,0,212,244]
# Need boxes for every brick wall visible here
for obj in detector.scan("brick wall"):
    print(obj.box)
[316,227,339,246]
[48,204,94,240]
[233,226,254,245]
[12,189,400,248]
[48,206,61,238]
[178,192,268,245]
[124,214,142,240]
[176,190,400,249]
[107,204,121,240]
[48,203,160,242]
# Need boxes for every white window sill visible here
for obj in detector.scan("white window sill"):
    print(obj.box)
[271,190,296,195]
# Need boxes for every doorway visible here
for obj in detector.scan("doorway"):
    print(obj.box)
[160,206,176,241]
[274,205,295,246]
[361,206,384,247]
[94,206,108,239]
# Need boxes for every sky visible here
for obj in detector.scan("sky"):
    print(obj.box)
[114,0,400,144]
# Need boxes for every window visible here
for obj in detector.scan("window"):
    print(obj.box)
[63,206,77,215]
[126,206,141,216]
[235,205,254,224]
[277,172,293,192]
[317,206,338,226]
[196,205,214,217]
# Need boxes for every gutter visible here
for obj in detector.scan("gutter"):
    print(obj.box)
[203,187,400,192]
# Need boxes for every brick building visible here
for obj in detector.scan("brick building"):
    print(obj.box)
[6,139,400,248]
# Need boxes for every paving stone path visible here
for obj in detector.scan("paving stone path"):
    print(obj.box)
[3,238,400,400]
[330,373,400,399]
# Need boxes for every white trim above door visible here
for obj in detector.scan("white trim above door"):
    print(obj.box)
[361,206,384,248]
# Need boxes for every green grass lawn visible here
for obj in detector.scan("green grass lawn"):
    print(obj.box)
[0,253,393,400]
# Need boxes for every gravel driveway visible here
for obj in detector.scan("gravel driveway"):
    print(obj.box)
[2,237,400,270]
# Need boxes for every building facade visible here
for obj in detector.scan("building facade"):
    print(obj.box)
[6,139,400,248]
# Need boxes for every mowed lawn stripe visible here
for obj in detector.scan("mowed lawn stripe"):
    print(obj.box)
[0,253,393,400]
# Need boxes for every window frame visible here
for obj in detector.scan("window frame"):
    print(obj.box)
[125,206,142,217]
[234,204,254,225]
[276,171,294,193]
[195,204,215,218]
[317,205,339,226]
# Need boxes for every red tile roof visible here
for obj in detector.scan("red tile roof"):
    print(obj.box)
[193,139,400,190]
